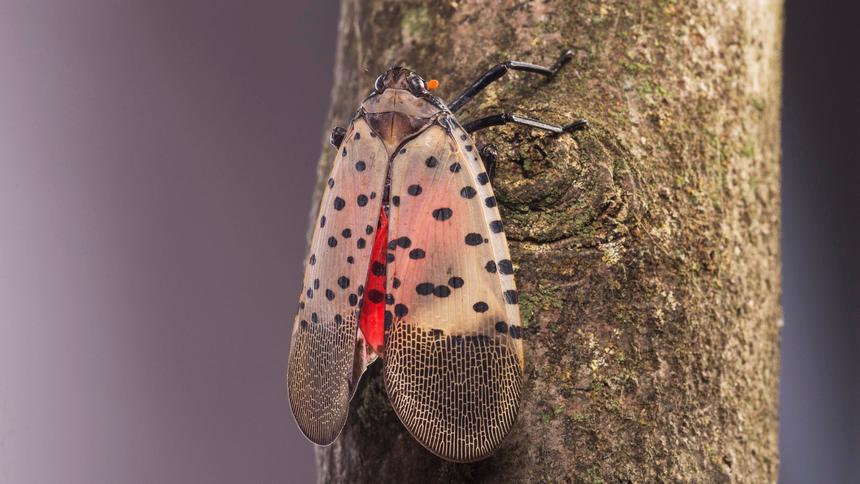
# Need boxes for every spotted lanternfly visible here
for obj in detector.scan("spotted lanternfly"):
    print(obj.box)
[287,50,587,462]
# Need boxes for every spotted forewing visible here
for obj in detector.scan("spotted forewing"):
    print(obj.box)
[287,119,388,445]
[384,124,523,462]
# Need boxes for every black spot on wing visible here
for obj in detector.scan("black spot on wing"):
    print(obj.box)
[395,303,408,317]
[465,233,484,246]
[460,186,477,199]
[432,208,453,221]
[396,237,411,249]
[367,290,384,304]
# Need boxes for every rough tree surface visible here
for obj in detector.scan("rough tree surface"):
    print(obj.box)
[308,1,782,482]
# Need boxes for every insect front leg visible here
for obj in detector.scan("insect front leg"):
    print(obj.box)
[463,113,588,135]
[330,126,347,148]
[448,50,574,114]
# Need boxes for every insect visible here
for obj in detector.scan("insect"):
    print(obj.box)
[287,50,587,462]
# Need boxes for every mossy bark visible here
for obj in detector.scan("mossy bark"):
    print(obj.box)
[310,1,782,482]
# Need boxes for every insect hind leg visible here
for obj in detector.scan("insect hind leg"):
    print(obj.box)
[463,113,588,135]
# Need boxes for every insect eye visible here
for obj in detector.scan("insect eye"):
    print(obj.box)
[408,75,427,94]
[374,74,386,93]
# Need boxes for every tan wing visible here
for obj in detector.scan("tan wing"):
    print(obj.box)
[287,118,388,445]
[382,123,524,462]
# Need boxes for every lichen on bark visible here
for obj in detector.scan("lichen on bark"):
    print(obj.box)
[310,1,783,482]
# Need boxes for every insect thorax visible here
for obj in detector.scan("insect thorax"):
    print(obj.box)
[361,88,447,153]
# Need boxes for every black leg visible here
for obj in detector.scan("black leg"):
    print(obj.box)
[477,144,498,180]
[330,126,346,148]
[463,113,588,134]
[448,50,574,114]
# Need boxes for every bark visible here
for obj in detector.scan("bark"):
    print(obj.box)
[310,1,783,482]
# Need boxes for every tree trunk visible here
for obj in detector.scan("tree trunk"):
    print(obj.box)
[310,1,782,482]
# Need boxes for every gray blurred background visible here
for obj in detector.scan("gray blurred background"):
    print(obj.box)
[0,1,856,483]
